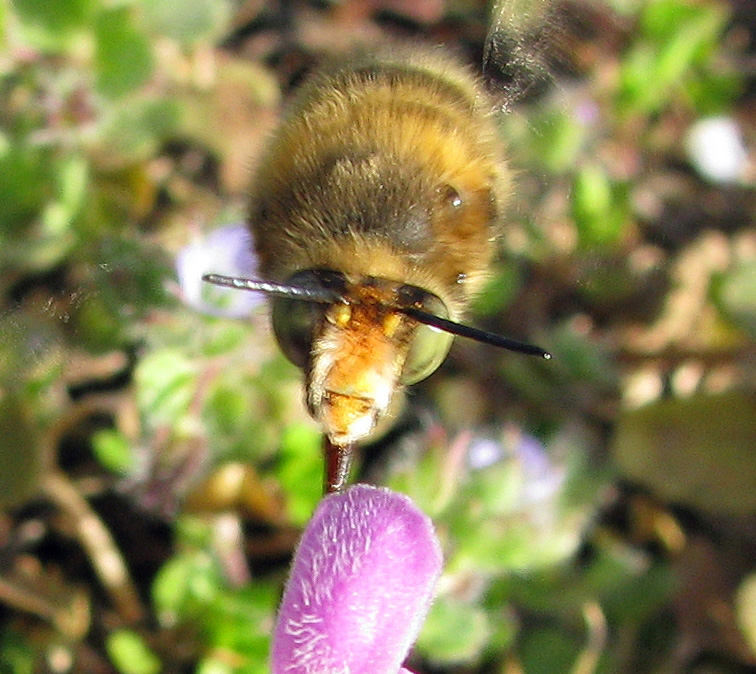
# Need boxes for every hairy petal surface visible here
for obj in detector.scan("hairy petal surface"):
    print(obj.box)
[272,484,442,674]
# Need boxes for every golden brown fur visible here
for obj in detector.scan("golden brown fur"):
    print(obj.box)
[248,45,513,452]
[250,46,510,320]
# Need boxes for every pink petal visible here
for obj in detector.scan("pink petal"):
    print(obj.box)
[272,484,442,674]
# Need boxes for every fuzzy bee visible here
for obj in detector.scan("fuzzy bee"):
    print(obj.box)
[204,2,552,492]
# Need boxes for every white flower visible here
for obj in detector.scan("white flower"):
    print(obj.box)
[686,116,748,184]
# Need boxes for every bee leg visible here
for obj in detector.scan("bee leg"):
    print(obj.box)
[322,436,355,494]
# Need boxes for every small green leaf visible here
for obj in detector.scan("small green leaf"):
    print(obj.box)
[530,108,587,174]
[714,261,756,338]
[95,7,154,98]
[520,628,581,674]
[135,349,198,425]
[201,584,276,670]
[152,551,220,622]
[0,144,53,231]
[39,155,89,240]
[142,0,232,44]
[618,0,728,113]
[276,423,323,525]
[12,0,95,51]
[470,264,522,317]
[71,293,127,353]
[205,386,248,436]
[196,659,235,674]
[0,3,6,49]
[96,97,180,165]
[418,597,492,663]
[202,321,248,357]
[58,155,89,214]
[571,165,627,248]
[652,8,723,90]
[106,630,161,674]
[92,429,134,474]
[0,629,35,674]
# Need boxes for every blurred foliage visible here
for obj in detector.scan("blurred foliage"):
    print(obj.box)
[0,0,754,673]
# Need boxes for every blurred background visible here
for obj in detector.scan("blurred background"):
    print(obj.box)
[0,0,754,672]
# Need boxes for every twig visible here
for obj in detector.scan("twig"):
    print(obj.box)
[570,601,608,674]
[42,471,144,624]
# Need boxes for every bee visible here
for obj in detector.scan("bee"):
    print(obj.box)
[204,6,553,493]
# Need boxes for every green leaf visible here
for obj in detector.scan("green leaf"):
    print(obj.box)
[205,386,248,437]
[152,544,276,671]
[418,597,492,663]
[276,423,323,525]
[612,391,756,515]
[652,7,723,89]
[141,0,232,44]
[520,628,581,674]
[0,3,7,54]
[12,0,95,51]
[95,7,154,98]
[0,144,53,232]
[70,293,127,353]
[58,155,89,215]
[135,349,198,426]
[470,264,522,317]
[40,155,89,243]
[529,107,587,174]
[0,308,63,389]
[106,630,161,674]
[152,551,221,622]
[618,0,728,113]
[571,165,627,249]
[92,429,134,474]
[202,321,248,357]
[95,97,180,165]
[200,584,276,670]
[0,629,35,674]
[714,261,756,339]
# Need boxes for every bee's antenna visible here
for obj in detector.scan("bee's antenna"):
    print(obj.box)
[401,306,551,359]
[202,273,344,304]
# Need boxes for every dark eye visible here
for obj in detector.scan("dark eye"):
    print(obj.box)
[271,297,324,367]
[400,293,454,385]
[269,269,345,367]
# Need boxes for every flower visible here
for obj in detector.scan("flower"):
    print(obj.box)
[686,116,748,184]
[175,222,262,318]
[466,427,567,508]
[272,484,443,674]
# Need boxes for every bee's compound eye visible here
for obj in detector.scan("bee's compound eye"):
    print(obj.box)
[271,297,323,368]
[401,323,453,384]
[400,293,453,385]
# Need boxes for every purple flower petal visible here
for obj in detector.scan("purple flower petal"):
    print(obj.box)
[175,222,262,318]
[465,429,566,507]
[272,484,442,674]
